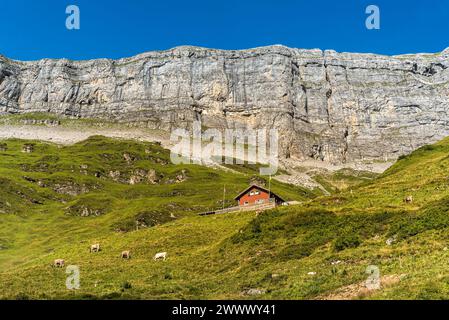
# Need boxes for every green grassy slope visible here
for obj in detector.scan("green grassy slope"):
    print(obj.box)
[226,138,449,299]
[0,135,318,299]
[2,133,449,299]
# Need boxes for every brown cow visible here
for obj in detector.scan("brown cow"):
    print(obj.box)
[121,251,131,259]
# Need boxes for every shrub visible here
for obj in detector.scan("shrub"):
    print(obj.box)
[112,210,177,232]
[15,293,30,300]
[121,281,132,290]
[388,197,449,240]
[278,244,313,261]
[65,196,113,217]
[416,282,447,299]
[333,234,361,251]
[418,144,437,152]
[102,291,122,299]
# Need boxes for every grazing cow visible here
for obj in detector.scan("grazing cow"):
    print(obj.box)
[53,259,65,268]
[154,252,167,261]
[90,243,101,253]
[404,195,413,204]
[121,251,131,259]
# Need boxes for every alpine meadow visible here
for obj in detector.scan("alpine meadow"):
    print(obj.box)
[1,112,449,299]
[2,10,449,301]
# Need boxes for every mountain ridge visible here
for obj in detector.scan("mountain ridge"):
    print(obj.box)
[1,45,449,164]
[2,44,449,63]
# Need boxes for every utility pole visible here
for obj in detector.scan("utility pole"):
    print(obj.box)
[223,184,226,210]
[268,175,272,200]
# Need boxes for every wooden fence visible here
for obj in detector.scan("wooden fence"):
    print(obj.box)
[199,199,276,216]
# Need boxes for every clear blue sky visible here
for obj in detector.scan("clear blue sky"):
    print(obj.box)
[1,0,448,60]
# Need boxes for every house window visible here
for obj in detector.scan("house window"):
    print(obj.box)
[249,191,254,196]
[256,199,265,204]
[243,201,249,205]
[255,190,260,195]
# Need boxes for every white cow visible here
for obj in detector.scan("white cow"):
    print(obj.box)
[404,195,413,204]
[154,252,167,261]
[90,243,100,253]
[53,259,65,268]
[121,250,131,259]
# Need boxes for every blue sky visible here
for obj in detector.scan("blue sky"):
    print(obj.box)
[1,0,448,60]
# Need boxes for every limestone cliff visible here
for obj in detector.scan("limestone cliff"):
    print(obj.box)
[1,45,449,163]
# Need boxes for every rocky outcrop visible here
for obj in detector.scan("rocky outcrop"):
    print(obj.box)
[21,143,34,153]
[21,119,60,126]
[129,168,160,185]
[1,45,449,163]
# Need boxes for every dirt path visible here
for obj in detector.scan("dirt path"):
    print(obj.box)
[281,158,393,174]
[318,274,405,300]
[274,172,331,194]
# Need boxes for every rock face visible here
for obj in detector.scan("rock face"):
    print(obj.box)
[1,45,449,164]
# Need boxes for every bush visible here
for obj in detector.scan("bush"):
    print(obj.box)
[418,144,437,152]
[278,244,313,261]
[416,282,447,299]
[102,291,122,299]
[65,196,113,217]
[333,234,361,251]
[15,293,30,300]
[121,281,132,290]
[112,210,177,232]
[389,198,449,240]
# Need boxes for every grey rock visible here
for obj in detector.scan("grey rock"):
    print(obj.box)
[109,170,121,181]
[21,119,60,126]
[2,45,449,163]
[129,168,160,185]
[21,143,34,153]
[386,235,397,246]
[175,169,187,183]
[123,153,134,164]
[52,182,89,196]
[147,169,159,184]
[242,288,266,296]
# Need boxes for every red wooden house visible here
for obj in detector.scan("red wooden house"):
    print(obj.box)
[234,184,285,207]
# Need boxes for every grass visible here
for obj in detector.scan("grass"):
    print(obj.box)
[0,134,320,299]
[2,120,449,299]
[311,168,378,193]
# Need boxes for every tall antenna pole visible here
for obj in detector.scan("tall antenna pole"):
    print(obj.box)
[268,175,271,200]
[223,184,226,210]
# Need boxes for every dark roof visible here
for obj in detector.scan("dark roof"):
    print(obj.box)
[234,184,285,202]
